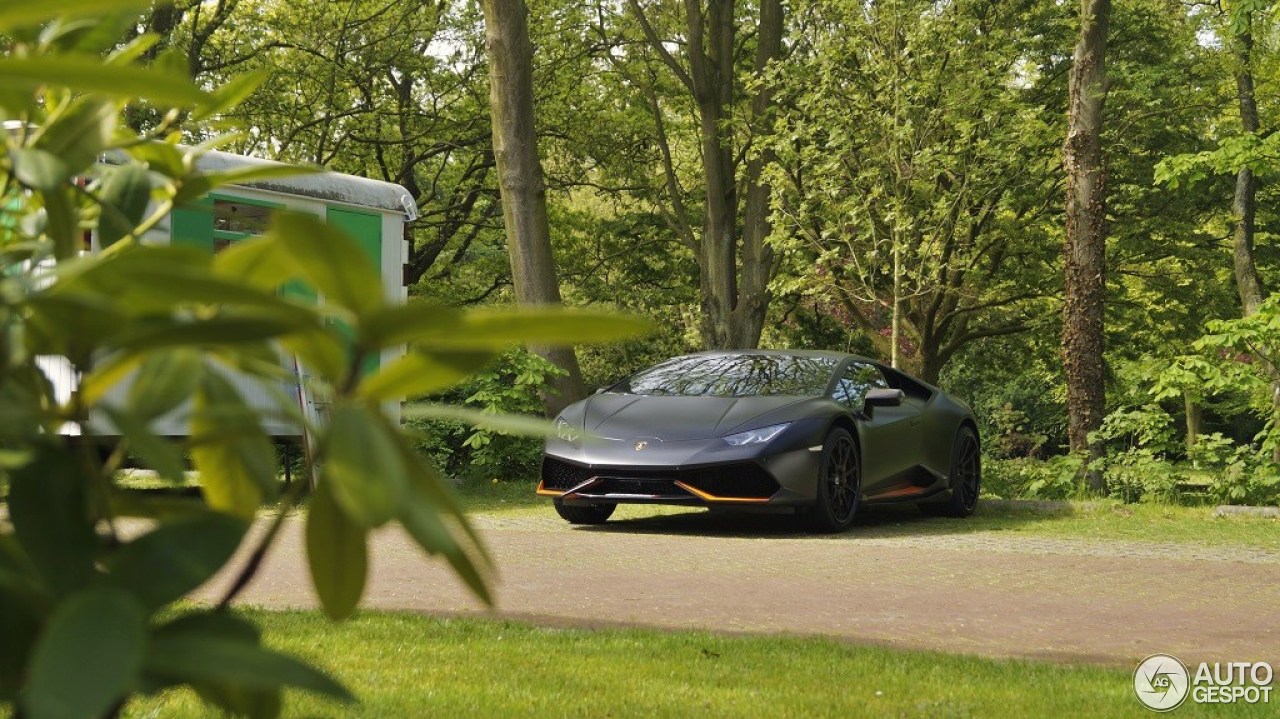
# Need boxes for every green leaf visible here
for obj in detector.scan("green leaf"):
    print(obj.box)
[194,683,282,719]
[193,71,268,122]
[423,307,653,349]
[24,291,127,360]
[63,246,320,324]
[270,212,384,316]
[393,438,491,605]
[358,349,495,401]
[105,30,160,65]
[360,302,461,349]
[306,482,368,620]
[174,162,316,206]
[320,403,408,528]
[106,408,188,483]
[0,0,153,32]
[22,587,147,719]
[96,163,153,248]
[105,512,247,611]
[213,235,302,294]
[77,351,144,408]
[191,374,278,518]
[112,314,303,352]
[43,186,79,259]
[402,403,554,437]
[281,327,349,385]
[0,54,209,106]
[152,613,284,719]
[144,633,352,702]
[8,446,97,596]
[0,583,40,701]
[9,148,72,191]
[126,139,187,177]
[127,349,203,420]
[34,96,116,173]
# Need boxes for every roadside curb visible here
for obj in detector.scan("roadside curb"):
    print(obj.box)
[980,499,1104,512]
[1213,505,1280,519]
[981,498,1280,518]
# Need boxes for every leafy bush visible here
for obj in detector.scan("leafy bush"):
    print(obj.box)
[0,10,648,718]
[986,403,1049,459]
[410,348,563,482]
[1087,405,1184,503]
[983,455,1085,500]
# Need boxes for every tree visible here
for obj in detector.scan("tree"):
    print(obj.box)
[160,1,506,293]
[766,0,1062,383]
[481,0,587,415]
[1226,1,1267,316]
[625,0,785,350]
[1062,0,1111,491]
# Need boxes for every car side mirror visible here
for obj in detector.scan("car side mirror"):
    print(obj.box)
[864,388,905,409]
[594,387,607,395]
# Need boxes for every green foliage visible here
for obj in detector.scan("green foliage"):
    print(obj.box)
[986,403,1050,460]
[0,8,649,718]
[409,348,564,483]
[983,455,1086,501]
[1187,432,1280,505]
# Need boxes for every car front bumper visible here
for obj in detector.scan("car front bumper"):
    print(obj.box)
[538,443,822,507]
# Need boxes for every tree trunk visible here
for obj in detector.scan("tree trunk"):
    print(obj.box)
[733,0,783,350]
[1232,25,1264,316]
[1062,0,1110,494]
[629,0,782,351]
[481,0,585,416]
[1228,14,1280,461]
[1184,392,1202,450]
[1177,391,1198,447]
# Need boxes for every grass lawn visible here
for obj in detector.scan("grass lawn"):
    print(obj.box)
[120,609,1268,718]
[455,480,1280,552]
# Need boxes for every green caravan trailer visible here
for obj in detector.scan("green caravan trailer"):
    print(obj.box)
[39,149,417,439]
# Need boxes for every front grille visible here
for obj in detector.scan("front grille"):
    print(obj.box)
[678,464,780,499]
[541,456,594,490]
[541,457,780,500]
[592,478,689,497]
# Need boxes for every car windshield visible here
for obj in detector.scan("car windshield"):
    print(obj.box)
[613,354,840,398]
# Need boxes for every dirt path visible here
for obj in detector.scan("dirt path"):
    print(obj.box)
[199,508,1280,666]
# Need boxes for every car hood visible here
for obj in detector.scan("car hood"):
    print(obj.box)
[583,394,811,441]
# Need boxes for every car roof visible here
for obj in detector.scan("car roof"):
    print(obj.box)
[680,349,875,364]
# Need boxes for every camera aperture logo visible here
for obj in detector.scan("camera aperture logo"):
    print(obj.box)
[1135,654,1189,711]
[1134,654,1274,712]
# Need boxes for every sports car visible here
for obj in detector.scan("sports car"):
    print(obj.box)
[538,350,980,532]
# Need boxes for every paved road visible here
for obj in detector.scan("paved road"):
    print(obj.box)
[200,508,1280,666]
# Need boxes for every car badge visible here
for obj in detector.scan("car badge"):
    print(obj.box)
[634,441,647,451]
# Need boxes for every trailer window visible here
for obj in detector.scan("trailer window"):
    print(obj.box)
[214,199,274,236]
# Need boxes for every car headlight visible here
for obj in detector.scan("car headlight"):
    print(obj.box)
[554,416,580,443]
[722,422,791,446]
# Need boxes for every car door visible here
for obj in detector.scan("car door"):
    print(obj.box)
[831,361,921,493]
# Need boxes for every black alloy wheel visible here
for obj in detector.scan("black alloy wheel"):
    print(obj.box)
[920,426,980,518]
[804,427,861,533]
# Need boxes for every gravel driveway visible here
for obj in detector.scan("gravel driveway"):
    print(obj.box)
[200,507,1280,666]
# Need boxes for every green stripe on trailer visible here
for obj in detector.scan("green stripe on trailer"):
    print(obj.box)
[170,198,214,253]
[325,206,383,374]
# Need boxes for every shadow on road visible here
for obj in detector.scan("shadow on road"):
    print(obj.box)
[578,501,1077,540]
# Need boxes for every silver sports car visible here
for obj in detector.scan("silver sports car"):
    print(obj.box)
[538,350,980,532]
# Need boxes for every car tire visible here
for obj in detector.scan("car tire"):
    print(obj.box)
[803,427,861,533]
[919,425,980,518]
[553,499,616,525]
